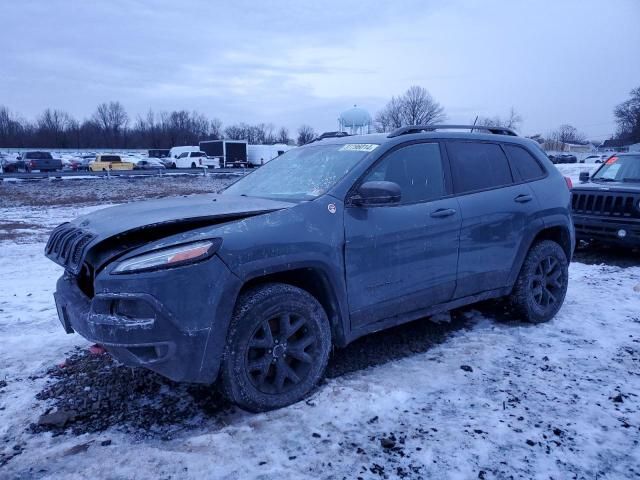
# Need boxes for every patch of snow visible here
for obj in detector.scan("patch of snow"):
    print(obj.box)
[1,206,639,479]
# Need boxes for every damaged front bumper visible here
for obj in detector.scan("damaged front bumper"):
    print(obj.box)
[53,255,240,383]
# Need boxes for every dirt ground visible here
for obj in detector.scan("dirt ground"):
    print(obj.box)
[0,174,237,208]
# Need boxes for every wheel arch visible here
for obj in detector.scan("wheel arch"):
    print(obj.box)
[508,224,573,288]
[237,264,349,347]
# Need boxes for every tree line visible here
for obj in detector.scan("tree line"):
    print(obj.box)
[1,84,637,149]
[0,101,315,149]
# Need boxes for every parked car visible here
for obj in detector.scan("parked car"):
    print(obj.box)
[549,153,578,164]
[89,154,135,172]
[168,146,200,164]
[572,153,640,247]
[0,156,27,173]
[20,151,63,172]
[46,125,574,412]
[580,154,609,164]
[134,159,166,170]
[175,150,208,169]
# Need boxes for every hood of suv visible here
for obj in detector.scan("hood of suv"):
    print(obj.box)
[573,180,640,194]
[72,194,294,237]
[46,194,295,274]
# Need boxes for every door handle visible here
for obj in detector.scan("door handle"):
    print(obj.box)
[514,194,533,203]
[430,208,457,218]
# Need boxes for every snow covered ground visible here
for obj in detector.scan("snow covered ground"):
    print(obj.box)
[1,200,639,478]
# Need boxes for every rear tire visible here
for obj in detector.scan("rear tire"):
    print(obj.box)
[510,240,569,323]
[220,283,331,412]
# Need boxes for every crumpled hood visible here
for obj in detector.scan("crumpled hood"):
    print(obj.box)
[46,194,295,274]
[71,194,295,238]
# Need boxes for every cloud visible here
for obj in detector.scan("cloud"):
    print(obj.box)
[1,0,639,137]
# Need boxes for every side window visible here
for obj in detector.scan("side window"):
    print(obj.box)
[178,152,188,159]
[448,142,513,193]
[503,144,545,181]
[363,143,445,204]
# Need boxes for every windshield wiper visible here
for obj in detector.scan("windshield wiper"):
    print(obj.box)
[591,177,616,182]
[622,178,640,183]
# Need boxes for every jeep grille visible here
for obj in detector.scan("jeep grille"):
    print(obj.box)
[45,223,96,274]
[571,191,639,218]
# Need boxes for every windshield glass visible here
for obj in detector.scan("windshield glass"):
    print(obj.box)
[223,143,377,200]
[592,155,640,182]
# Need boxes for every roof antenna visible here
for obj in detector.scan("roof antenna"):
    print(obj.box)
[470,115,478,133]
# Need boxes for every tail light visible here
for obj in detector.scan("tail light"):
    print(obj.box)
[564,176,573,190]
[30,160,36,167]
[199,159,202,165]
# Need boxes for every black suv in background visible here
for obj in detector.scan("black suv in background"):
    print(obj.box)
[572,153,640,247]
[46,125,575,412]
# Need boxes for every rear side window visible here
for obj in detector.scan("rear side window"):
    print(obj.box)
[363,143,445,204]
[504,144,545,181]
[448,142,513,193]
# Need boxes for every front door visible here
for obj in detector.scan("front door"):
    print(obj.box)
[344,142,461,329]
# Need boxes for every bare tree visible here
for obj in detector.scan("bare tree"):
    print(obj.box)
[209,118,223,140]
[35,108,74,147]
[276,127,290,144]
[92,101,129,147]
[374,96,404,132]
[297,125,316,145]
[545,124,587,150]
[477,107,523,131]
[0,105,27,147]
[401,86,446,125]
[614,86,640,143]
[375,86,445,132]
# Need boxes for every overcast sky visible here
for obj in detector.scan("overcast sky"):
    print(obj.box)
[1,0,639,139]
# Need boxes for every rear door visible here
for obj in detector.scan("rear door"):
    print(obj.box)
[344,142,461,328]
[446,141,542,298]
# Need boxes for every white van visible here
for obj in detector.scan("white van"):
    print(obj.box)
[247,144,293,167]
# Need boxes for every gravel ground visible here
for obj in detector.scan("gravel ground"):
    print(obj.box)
[27,314,471,440]
[1,175,639,478]
[0,174,237,208]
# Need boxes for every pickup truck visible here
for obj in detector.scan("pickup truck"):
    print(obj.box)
[20,151,63,172]
[89,154,135,172]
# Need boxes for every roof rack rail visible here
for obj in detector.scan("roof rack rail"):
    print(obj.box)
[309,131,351,143]
[387,124,518,138]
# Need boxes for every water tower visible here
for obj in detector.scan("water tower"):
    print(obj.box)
[338,105,372,135]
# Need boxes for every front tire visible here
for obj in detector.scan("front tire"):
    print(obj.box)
[220,283,331,412]
[510,240,569,323]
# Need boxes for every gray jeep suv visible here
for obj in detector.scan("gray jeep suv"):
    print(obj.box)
[46,125,575,412]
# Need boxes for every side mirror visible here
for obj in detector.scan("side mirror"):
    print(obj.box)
[579,171,590,182]
[352,181,401,206]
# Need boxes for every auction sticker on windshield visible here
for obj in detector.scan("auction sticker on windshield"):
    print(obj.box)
[339,144,379,152]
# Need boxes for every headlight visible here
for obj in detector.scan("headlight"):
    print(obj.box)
[112,240,220,274]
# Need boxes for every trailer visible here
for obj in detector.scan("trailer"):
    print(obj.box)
[199,140,248,168]
[247,144,293,167]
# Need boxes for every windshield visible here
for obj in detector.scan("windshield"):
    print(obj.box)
[223,143,377,200]
[592,155,640,182]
